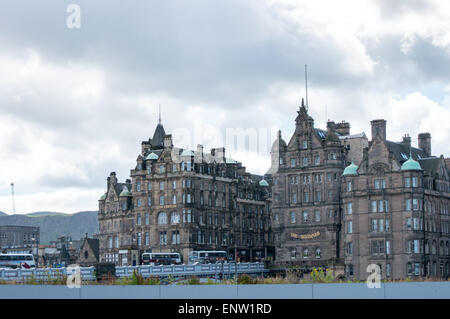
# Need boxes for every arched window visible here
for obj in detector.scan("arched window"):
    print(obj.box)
[440,241,444,255]
[303,248,309,258]
[157,212,167,224]
[170,212,180,224]
[315,248,321,259]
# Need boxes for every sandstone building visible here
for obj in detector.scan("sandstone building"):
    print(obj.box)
[98,120,274,265]
[269,99,449,280]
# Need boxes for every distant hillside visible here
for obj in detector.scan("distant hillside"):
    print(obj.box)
[0,211,99,244]
[25,211,71,218]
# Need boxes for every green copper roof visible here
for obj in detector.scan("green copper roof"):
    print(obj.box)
[181,149,194,157]
[259,179,269,187]
[99,193,107,201]
[343,161,359,176]
[146,152,159,160]
[401,154,422,171]
[119,186,132,197]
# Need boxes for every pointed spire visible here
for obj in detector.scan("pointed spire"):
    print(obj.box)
[158,104,161,124]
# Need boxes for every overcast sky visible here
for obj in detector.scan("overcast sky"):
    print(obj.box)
[0,0,449,214]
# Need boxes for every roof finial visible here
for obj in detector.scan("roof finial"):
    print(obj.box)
[305,64,309,111]
[158,104,161,124]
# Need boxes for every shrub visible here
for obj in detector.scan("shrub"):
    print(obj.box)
[187,276,200,285]
[237,274,256,285]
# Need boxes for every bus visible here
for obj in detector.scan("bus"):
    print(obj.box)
[188,251,228,264]
[141,252,182,266]
[0,253,36,269]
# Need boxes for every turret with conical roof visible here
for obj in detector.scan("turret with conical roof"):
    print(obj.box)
[343,160,359,176]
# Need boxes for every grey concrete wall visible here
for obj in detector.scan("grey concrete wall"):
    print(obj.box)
[0,282,449,299]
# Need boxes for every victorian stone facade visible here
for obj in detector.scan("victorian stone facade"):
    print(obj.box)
[269,100,450,280]
[98,121,274,266]
[98,101,449,280]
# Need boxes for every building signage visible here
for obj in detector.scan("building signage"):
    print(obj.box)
[290,231,321,240]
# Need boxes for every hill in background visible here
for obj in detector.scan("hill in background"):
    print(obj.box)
[0,211,99,244]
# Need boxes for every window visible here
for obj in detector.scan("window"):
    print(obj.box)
[137,232,142,247]
[159,195,165,206]
[171,212,180,224]
[290,249,297,259]
[158,212,167,224]
[291,158,296,168]
[347,221,353,233]
[303,140,308,149]
[172,194,177,204]
[137,199,142,207]
[147,196,152,207]
[303,248,309,258]
[172,164,177,172]
[304,191,309,202]
[145,212,149,225]
[122,202,127,211]
[316,191,321,202]
[172,180,176,189]
[405,177,411,188]
[346,242,353,256]
[303,211,309,223]
[347,202,353,215]
[172,231,180,244]
[292,193,297,204]
[412,177,418,187]
[183,209,192,223]
[302,157,308,167]
[386,240,391,255]
[148,183,152,191]
[159,231,167,245]
[159,165,165,174]
[347,181,352,192]
[290,212,296,224]
[371,201,377,213]
[315,248,321,259]
[137,213,141,225]
[136,182,141,192]
[159,182,164,190]
[145,232,149,246]
[314,210,321,222]
[386,263,391,277]
[314,155,320,165]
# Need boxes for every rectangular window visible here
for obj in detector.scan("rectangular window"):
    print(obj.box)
[412,177,418,187]
[302,157,308,167]
[159,196,165,206]
[145,212,149,225]
[314,155,320,165]
[371,201,377,213]
[303,211,309,223]
[347,181,352,192]
[291,158,296,167]
[290,212,296,223]
[145,232,149,246]
[348,221,353,234]
[347,202,353,215]
[405,177,411,188]
[314,210,321,222]
[172,181,176,189]
[137,214,141,225]
[136,182,141,192]
[386,240,391,255]
[406,199,412,211]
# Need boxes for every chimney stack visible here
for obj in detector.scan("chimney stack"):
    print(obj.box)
[401,134,411,150]
[371,119,387,141]
[336,121,350,135]
[418,132,431,156]
[164,134,173,148]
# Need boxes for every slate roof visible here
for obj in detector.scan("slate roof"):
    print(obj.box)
[385,141,428,165]
[151,123,166,149]
[418,157,441,175]
[84,238,99,260]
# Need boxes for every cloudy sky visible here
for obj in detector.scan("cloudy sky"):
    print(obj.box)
[0,0,449,214]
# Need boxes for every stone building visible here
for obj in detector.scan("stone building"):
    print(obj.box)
[269,99,450,280]
[77,236,99,266]
[98,120,274,265]
[0,225,40,250]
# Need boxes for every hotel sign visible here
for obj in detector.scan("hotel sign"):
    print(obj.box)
[290,231,321,240]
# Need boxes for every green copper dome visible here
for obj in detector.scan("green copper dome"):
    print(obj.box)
[99,193,107,201]
[146,152,159,160]
[259,179,269,187]
[181,149,194,157]
[119,186,132,197]
[401,154,422,171]
[343,161,359,176]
